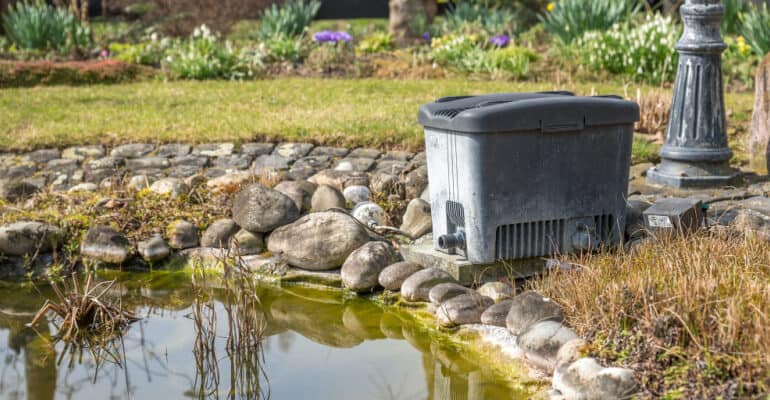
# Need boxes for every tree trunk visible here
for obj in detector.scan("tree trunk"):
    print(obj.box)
[749,54,770,173]
[389,0,434,42]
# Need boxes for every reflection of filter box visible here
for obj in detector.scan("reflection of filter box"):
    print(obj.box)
[642,198,704,234]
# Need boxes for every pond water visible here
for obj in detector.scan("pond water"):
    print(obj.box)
[0,273,538,400]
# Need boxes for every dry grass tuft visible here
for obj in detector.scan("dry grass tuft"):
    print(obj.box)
[531,231,770,398]
[633,88,671,141]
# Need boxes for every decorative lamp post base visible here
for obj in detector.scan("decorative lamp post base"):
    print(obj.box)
[647,159,739,188]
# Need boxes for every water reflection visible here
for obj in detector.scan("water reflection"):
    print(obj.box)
[0,276,537,399]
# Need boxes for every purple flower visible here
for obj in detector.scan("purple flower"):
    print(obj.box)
[99,49,110,58]
[422,32,431,42]
[313,30,352,43]
[490,34,510,48]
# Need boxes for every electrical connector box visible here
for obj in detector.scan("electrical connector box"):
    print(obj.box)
[642,198,705,234]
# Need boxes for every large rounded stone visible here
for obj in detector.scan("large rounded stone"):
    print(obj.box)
[342,185,372,204]
[428,282,473,305]
[480,299,513,327]
[401,267,456,302]
[150,178,189,198]
[267,211,370,271]
[166,220,198,249]
[274,180,317,212]
[0,221,62,256]
[517,320,579,369]
[477,281,515,302]
[506,291,565,335]
[553,357,604,400]
[311,185,346,211]
[137,235,170,263]
[378,261,423,291]
[231,183,300,233]
[436,293,494,328]
[0,179,40,202]
[341,242,399,292]
[400,198,432,239]
[201,219,240,248]
[229,229,264,255]
[308,169,369,191]
[80,225,132,264]
[352,201,387,226]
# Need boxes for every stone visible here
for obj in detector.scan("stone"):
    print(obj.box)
[62,145,104,160]
[68,182,98,192]
[342,185,371,204]
[201,219,240,248]
[477,282,515,302]
[166,220,198,249]
[341,241,399,292]
[352,202,387,226]
[517,320,579,369]
[428,282,473,305]
[170,155,209,167]
[373,160,408,175]
[309,146,349,157]
[274,180,317,212]
[213,154,254,170]
[240,142,275,157]
[137,235,170,263]
[1,164,36,179]
[311,184,346,211]
[420,186,430,202]
[556,338,589,370]
[0,179,40,202]
[206,171,253,191]
[272,142,314,160]
[401,267,456,302]
[404,165,429,199]
[506,291,565,335]
[87,156,124,170]
[46,158,80,173]
[400,198,432,239]
[193,143,234,157]
[348,148,381,159]
[24,149,60,163]
[0,221,62,256]
[308,169,369,190]
[166,164,203,178]
[594,367,637,399]
[252,154,291,174]
[380,150,413,161]
[749,53,770,171]
[553,357,604,400]
[230,229,264,255]
[267,211,370,270]
[85,168,121,184]
[480,299,513,327]
[127,175,155,190]
[378,261,423,291]
[231,183,300,233]
[369,171,401,196]
[334,157,375,172]
[730,209,770,241]
[436,293,494,328]
[110,143,154,158]
[80,225,132,264]
[157,143,191,158]
[126,157,169,170]
[150,178,189,198]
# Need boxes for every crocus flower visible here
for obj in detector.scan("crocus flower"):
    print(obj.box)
[99,49,109,58]
[422,32,431,42]
[490,34,510,48]
[314,30,352,43]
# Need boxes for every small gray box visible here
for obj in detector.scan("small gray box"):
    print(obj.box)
[419,91,639,264]
[642,198,704,233]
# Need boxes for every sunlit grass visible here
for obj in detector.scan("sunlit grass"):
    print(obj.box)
[0,78,754,152]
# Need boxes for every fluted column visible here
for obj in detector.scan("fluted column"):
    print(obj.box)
[647,0,739,188]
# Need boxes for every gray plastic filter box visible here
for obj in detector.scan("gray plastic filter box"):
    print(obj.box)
[418,91,640,264]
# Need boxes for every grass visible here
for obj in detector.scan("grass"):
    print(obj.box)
[531,232,770,398]
[0,78,755,154]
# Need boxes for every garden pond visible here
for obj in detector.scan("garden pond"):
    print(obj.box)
[0,272,542,400]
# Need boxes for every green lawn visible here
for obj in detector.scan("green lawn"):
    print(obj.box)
[0,78,755,152]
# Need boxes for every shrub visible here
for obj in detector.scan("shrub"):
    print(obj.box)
[723,35,760,89]
[0,59,153,87]
[262,36,304,63]
[257,0,321,40]
[576,14,680,84]
[739,3,770,56]
[164,25,250,80]
[441,2,524,36]
[541,0,641,44]
[305,40,356,76]
[109,31,173,66]
[2,1,92,54]
[430,33,536,77]
[356,32,393,54]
